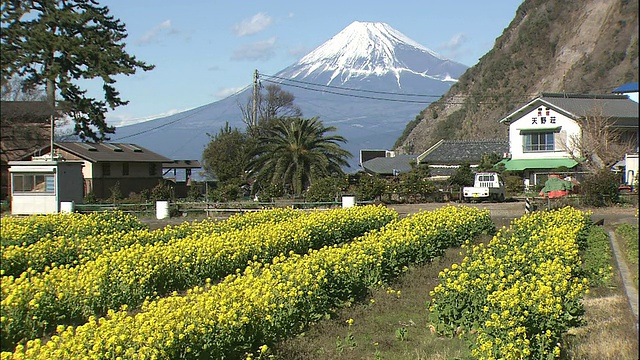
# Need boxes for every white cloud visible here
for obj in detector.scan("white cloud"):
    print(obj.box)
[109,108,186,128]
[288,44,309,58]
[440,33,467,51]
[231,37,277,61]
[136,20,177,45]
[215,86,247,99]
[233,12,273,37]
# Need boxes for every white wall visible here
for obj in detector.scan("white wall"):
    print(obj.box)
[9,160,84,215]
[509,105,581,160]
[11,194,58,215]
[626,153,639,186]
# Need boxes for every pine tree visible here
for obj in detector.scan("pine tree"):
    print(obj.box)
[1,0,154,141]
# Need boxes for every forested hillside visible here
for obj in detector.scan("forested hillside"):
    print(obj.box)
[395,0,638,154]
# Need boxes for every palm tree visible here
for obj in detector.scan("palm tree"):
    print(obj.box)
[248,117,352,197]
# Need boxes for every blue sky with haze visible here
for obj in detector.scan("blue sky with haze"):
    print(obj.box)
[91,1,523,127]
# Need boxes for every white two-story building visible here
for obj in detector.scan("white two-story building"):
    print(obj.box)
[498,92,639,188]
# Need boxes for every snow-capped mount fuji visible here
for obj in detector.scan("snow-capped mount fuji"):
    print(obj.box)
[278,21,467,92]
[112,21,468,172]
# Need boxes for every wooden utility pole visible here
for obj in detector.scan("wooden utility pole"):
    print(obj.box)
[252,70,258,128]
[47,78,55,160]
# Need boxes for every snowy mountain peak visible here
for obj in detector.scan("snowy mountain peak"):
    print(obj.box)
[285,21,464,88]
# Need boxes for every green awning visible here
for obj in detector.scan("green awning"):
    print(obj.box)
[501,158,579,171]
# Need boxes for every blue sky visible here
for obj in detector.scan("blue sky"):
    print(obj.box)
[93,1,523,127]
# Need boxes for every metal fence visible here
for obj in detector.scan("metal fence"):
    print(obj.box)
[74,199,371,217]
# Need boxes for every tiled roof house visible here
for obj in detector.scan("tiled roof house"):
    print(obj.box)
[416,139,509,179]
[1,101,55,200]
[499,92,639,186]
[37,142,171,198]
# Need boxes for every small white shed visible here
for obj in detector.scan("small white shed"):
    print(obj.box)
[8,157,84,215]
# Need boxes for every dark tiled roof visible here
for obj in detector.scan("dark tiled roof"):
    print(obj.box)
[417,139,508,165]
[428,166,459,177]
[361,155,416,175]
[53,142,171,163]
[501,93,639,124]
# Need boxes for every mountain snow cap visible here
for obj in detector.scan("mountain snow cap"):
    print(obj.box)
[291,21,449,85]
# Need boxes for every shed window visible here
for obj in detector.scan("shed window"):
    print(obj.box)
[12,174,55,193]
[122,163,129,176]
[149,163,157,176]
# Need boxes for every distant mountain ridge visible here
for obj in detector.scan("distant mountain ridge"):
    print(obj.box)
[112,21,467,170]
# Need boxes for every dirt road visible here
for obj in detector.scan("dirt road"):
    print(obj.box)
[141,200,638,230]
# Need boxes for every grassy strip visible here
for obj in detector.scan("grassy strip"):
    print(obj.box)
[581,226,614,288]
[4,205,494,359]
[616,223,639,265]
[1,206,395,352]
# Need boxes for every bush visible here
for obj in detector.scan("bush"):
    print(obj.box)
[84,192,97,204]
[305,177,346,202]
[208,180,242,202]
[448,163,474,188]
[187,185,202,201]
[151,180,175,201]
[356,175,387,201]
[255,182,284,202]
[108,181,123,204]
[503,174,524,196]
[580,170,620,207]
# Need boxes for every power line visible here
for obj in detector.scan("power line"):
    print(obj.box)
[111,84,251,141]
[260,73,445,98]
[259,72,628,105]
[261,78,438,104]
[262,77,541,106]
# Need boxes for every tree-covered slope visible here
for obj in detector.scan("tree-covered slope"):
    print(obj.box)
[395,0,638,154]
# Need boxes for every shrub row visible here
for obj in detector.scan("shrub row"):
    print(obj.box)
[1,205,396,351]
[1,208,303,277]
[2,205,494,359]
[0,211,145,248]
[429,207,592,359]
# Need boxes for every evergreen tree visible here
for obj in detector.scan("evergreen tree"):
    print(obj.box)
[1,0,154,141]
[201,122,253,183]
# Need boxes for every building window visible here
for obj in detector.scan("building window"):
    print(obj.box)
[12,173,55,193]
[102,163,111,176]
[523,132,555,152]
[149,163,157,176]
[122,163,129,176]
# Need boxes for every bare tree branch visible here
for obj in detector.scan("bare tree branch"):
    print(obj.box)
[561,106,636,172]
